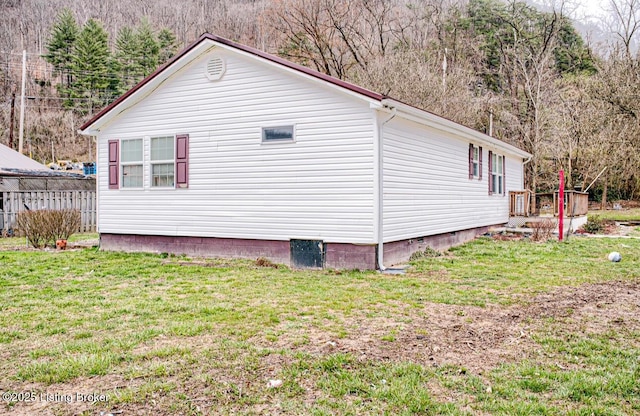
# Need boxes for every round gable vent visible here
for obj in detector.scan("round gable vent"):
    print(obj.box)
[205,56,225,81]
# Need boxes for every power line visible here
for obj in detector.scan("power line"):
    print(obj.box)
[0,51,44,57]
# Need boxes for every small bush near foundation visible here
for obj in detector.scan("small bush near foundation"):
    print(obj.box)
[582,215,605,234]
[530,218,556,242]
[255,257,280,268]
[16,209,81,248]
[409,247,442,261]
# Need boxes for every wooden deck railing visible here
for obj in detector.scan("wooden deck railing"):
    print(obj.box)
[554,190,588,217]
[510,190,588,218]
[509,190,532,216]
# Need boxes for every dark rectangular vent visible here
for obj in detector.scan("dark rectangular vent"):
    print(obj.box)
[290,239,325,269]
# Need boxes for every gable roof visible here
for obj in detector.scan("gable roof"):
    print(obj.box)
[80,33,382,134]
[0,143,48,171]
[79,33,530,159]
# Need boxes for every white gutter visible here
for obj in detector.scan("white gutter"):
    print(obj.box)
[382,98,531,159]
[377,106,396,271]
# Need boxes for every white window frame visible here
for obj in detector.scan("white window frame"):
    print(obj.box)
[472,145,480,178]
[262,125,295,143]
[150,135,175,188]
[120,138,143,189]
[491,153,504,195]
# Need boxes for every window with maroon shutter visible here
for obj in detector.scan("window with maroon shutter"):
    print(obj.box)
[175,134,189,188]
[108,140,119,189]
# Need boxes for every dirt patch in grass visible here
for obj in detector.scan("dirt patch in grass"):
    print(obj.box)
[4,279,639,415]
[260,280,640,375]
[2,374,134,416]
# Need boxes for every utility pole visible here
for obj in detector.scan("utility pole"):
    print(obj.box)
[488,108,494,137]
[8,92,15,150]
[558,170,564,242]
[18,50,26,154]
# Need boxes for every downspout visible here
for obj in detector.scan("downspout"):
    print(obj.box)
[377,107,397,271]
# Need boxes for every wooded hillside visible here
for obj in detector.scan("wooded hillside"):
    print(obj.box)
[1,0,638,201]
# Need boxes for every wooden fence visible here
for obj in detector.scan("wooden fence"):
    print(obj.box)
[1,191,96,234]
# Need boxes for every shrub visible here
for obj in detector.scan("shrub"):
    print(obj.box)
[530,218,556,242]
[255,257,280,268]
[409,246,442,261]
[582,215,605,234]
[16,209,81,248]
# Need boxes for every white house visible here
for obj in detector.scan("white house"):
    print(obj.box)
[80,33,531,270]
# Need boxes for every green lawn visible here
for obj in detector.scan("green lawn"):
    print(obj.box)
[0,236,638,415]
[589,207,640,222]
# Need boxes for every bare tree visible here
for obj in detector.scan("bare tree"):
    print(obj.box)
[605,0,640,58]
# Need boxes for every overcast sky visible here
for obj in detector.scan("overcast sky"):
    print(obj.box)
[530,0,616,48]
[530,0,609,23]
[576,0,606,18]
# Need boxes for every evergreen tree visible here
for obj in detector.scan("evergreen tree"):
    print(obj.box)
[158,28,178,63]
[115,26,141,91]
[43,8,78,106]
[555,19,597,76]
[136,19,160,77]
[72,19,118,113]
[465,0,596,92]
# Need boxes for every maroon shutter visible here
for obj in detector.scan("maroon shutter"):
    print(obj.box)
[175,134,189,188]
[468,143,474,179]
[502,155,506,196]
[488,150,493,195]
[108,140,119,189]
[478,146,483,180]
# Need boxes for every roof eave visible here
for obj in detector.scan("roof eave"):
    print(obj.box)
[382,98,531,159]
[79,33,384,135]
[79,34,218,135]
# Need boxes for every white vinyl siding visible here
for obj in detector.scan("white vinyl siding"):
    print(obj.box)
[382,117,524,242]
[97,48,375,243]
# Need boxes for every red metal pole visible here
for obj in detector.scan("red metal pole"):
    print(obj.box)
[559,170,564,241]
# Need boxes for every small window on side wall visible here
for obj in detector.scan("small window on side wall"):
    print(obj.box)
[262,125,294,142]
